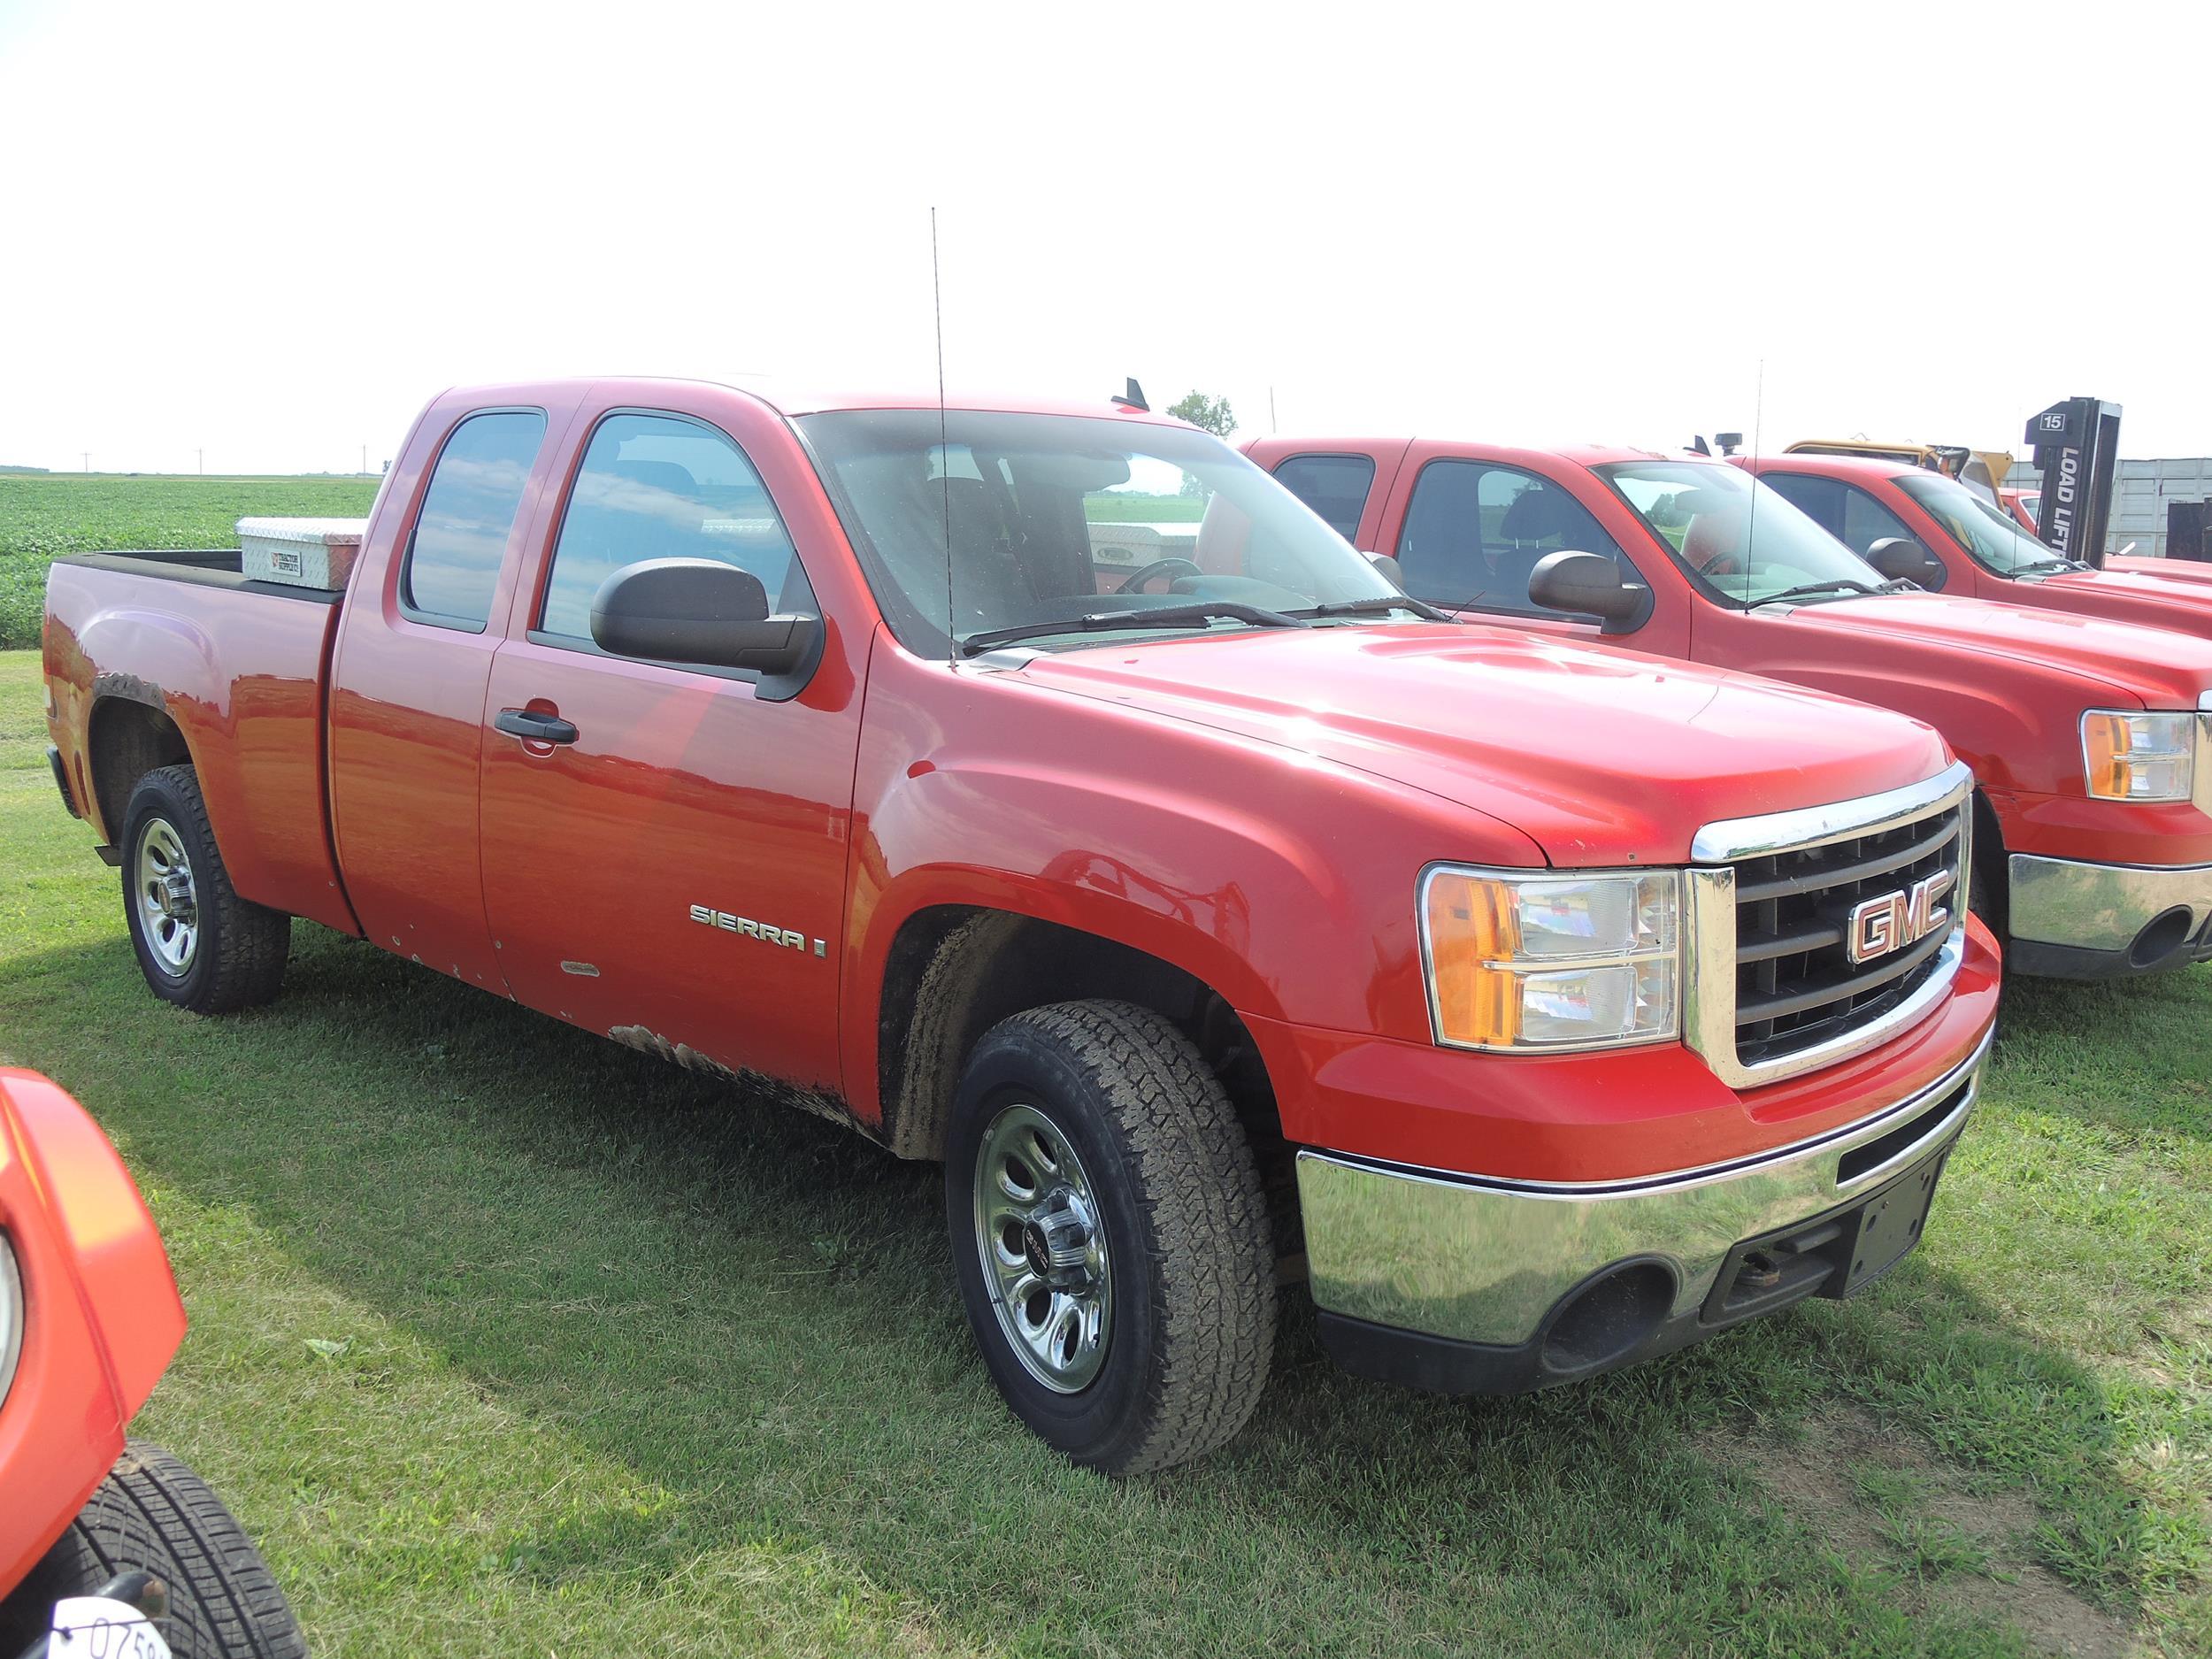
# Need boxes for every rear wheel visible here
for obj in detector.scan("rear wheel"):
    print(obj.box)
[946,1000,1275,1474]
[0,1440,304,1658]
[120,765,288,1014]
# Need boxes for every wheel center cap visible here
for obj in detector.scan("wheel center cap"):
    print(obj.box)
[1025,1186,1097,1289]
[1021,1221,1054,1279]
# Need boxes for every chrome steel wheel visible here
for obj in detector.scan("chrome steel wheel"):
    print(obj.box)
[134,816,198,977]
[972,1102,1111,1393]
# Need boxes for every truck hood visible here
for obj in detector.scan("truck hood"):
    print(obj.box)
[2037,565,2212,628]
[1012,622,1950,866]
[2102,557,2212,589]
[1783,591,2212,707]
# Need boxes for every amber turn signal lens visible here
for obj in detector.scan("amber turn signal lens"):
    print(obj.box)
[2082,712,2130,801]
[1423,872,1520,1047]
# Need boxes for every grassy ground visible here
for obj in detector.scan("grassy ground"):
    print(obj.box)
[0,474,380,648]
[0,642,2206,1656]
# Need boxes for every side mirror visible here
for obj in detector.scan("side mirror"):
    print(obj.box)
[1864,537,1943,588]
[590,558,824,687]
[1365,551,1409,591]
[1527,550,1653,634]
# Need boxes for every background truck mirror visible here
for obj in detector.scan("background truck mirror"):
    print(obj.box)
[590,558,821,683]
[1527,549,1652,634]
[1864,536,1943,588]
[1367,552,1409,590]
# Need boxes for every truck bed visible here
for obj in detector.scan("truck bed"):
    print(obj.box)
[43,551,359,934]
[56,547,349,605]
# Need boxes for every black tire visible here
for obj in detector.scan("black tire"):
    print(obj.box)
[0,1440,304,1659]
[946,1000,1275,1474]
[120,764,288,1014]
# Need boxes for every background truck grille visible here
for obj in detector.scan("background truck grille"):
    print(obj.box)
[1732,803,1965,1068]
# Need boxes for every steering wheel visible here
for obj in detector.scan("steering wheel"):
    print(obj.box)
[1117,557,1204,595]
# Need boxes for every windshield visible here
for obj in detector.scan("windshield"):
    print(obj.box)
[796,411,1405,654]
[1894,472,2068,574]
[1595,460,1889,607]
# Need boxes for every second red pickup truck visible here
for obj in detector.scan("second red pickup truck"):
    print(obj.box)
[1255,436,2212,979]
[45,378,2000,1471]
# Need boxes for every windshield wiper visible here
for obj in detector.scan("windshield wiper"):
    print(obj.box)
[958,602,1310,657]
[2015,556,2085,576]
[1284,595,1455,622]
[1755,578,1882,607]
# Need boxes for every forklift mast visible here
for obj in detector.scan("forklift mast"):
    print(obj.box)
[2024,396,2123,567]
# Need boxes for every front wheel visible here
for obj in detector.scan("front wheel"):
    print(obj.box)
[946,1001,1276,1474]
[0,1441,304,1658]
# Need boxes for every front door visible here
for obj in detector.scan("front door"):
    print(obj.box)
[476,403,864,1093]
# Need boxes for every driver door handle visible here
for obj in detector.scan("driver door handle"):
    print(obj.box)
[494,707,580,746]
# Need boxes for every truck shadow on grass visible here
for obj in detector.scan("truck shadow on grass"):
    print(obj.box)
[4,926,2197,1658]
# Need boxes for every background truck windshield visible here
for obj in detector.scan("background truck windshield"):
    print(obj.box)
[1895,472,2066,574]
[1599,460,1890,607]
[798,411,1402,654]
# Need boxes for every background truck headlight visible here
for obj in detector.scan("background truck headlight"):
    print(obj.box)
[2080,710,2197,803]
[1420,868,1680,1051]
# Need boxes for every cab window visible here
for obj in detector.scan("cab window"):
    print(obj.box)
[402,410,548,629]
[1272,453,1376,541]
[1395,460,1634,618]
[538,412,813,646]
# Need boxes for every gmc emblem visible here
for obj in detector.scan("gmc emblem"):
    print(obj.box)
[1846,871,1955,965]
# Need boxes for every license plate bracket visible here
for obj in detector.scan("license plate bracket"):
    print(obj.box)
[1701,1148,1952,1325]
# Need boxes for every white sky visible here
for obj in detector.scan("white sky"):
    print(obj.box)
[1,0,2204,475]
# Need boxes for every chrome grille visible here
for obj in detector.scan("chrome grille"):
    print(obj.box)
[1684,762,1974,1089]
[1732,803,1965,1068]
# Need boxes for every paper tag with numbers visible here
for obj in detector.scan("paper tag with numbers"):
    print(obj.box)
[48,1596,173,1659]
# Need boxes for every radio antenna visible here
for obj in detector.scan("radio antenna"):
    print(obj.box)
[1740,355,1764,603]
[932,206,953,662]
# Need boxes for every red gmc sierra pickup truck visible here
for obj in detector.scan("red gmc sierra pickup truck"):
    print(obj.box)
[1256,436,2212,981]
[45,378,1999,1471]
[1739,452,2212,638]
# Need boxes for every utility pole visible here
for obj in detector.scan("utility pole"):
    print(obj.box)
[81,452,90,473]
[360,443,367,475]
[1269,387,1278,434]
[196,448,204,476]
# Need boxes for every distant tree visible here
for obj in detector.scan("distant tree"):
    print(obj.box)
[1168,391,1235,438]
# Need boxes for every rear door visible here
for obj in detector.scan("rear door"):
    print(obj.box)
[475,390,864,1092]
[328,392,583,992]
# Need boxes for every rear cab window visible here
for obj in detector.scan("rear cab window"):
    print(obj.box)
[1395,459,1636,618]
[534,411,816,657]
[1271,453,1376,541]
[401,410,549,630]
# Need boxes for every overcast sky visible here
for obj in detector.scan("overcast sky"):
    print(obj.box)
[1,0,2202,475]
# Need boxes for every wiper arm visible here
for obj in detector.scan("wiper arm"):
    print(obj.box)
[1756,579,1880,606]
[958,602,1310,657]
[1285,595,1456,622]
[2016,557,2083,575]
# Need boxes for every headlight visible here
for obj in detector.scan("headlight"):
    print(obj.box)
[2081,710,2196,803]
[0,1233,21,1410]
[1420,867,1680,1051]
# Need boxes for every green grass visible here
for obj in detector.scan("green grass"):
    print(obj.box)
[1085,492,1205,524]
[0,474,379,648]
[0,646,2207,1655]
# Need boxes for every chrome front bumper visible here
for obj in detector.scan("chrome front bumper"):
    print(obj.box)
[2008,853,2212,956]
[1296,1032,1989,1348]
